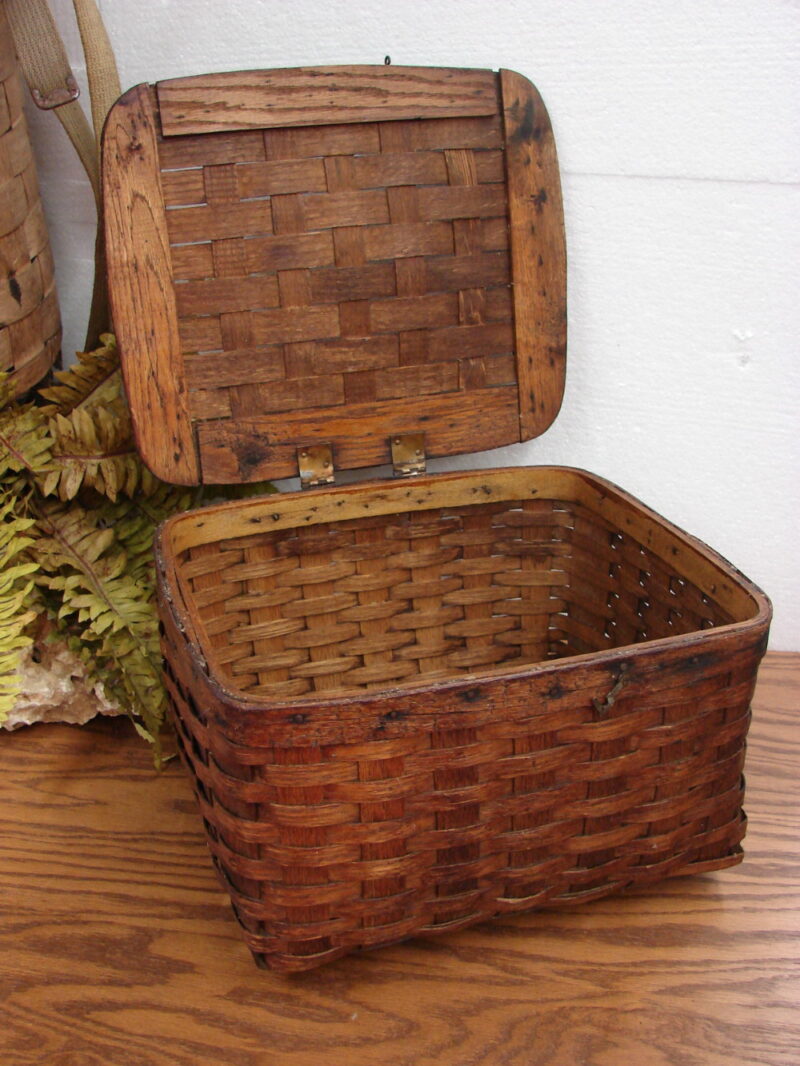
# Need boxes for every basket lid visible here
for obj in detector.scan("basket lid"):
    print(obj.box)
[103,65,566,485]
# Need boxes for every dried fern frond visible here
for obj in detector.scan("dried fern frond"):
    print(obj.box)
[0,499,38,723]
[37,334,122,415]
[38,401,158,502]
[0,334,277,756]
[0,390,54,487]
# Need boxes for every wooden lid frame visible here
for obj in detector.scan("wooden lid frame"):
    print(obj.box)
[103,65,566,485]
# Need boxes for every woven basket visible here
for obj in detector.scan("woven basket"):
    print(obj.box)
[156,468,769,971]
[0,3,61,396]
[103,66,772,972]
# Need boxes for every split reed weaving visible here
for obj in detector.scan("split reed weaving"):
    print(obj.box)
[160,477,764,970]
[180,496,735,702]
[161,109,517,477]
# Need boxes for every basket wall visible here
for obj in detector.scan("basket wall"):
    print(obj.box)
[157,468,770,971]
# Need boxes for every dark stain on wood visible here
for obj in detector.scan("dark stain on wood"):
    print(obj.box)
[511,94,536,145]
[459,687,485,704]
[236,441,271,477]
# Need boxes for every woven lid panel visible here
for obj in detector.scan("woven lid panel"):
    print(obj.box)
[104,67,565,485]
[166,114,514,446]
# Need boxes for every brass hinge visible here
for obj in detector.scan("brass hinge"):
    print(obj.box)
[298,444,334,489]
[390,433,426,478]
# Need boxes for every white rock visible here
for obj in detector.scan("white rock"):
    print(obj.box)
[2,641,120,730]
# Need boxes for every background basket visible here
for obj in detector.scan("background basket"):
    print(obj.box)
[0,2,61,396]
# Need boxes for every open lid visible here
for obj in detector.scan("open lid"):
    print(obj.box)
[103,65,566,485]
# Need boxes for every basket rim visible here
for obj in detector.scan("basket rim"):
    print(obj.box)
[156,465,772,714]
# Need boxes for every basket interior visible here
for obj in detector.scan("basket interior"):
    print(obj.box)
[174,493,739,701]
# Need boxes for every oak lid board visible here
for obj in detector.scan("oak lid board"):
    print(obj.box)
[103,65,566,485]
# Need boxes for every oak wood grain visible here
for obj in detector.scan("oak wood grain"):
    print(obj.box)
[501,70,567,439]
[157,66,500,135]
[0,653,796,1065]
[103,84,199,484]
[195,388,520,482]
[104,66,565,485]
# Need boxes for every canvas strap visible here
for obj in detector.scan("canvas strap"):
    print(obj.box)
[72,0,121,155]
[5,0,121,348]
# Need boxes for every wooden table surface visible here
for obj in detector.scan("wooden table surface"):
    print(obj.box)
[1,652,797,1066]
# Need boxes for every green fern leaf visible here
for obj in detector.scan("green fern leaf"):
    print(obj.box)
[66,633,167,764]
[123,481,195,526]
[34,497,167,756]
[132,720,157,744]
[35,500,156,638]
[106,484,195,585]
[0,337,279,756]
[0,499,38,723]
[201,479,279,502]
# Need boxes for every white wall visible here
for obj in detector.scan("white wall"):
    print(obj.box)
[25,0,799,648]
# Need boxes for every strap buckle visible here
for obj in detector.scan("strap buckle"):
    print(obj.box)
[31,74,80,110]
